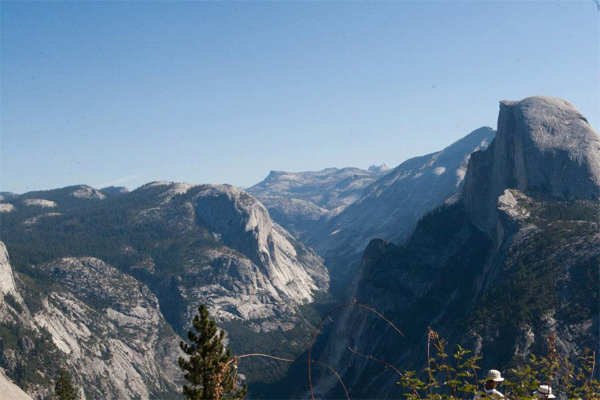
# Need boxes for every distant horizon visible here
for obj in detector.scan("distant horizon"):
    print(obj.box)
[3,121,492,195]
[2,1,598,193]
[4,121,499,195]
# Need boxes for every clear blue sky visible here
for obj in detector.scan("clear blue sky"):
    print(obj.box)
[1,1,598,193]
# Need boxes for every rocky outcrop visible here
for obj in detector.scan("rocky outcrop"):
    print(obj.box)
[0,242,21,302]
[0,370,32,400]
[463,96,600,235]
[0,241,182,400]
[0,204,15,213]
[70,186,106,200]
[190,184,329,326]
[22,199,57,208]
[31,257,182,400]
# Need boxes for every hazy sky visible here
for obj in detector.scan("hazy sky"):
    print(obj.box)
[2,1,598,193]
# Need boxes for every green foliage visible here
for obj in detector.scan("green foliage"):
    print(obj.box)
[54,368,78,400]
[0,194,217,334]
[3,293,23,313]
[179,304,247,400]
[537,200,600,223]
[397,329,483,399]
[474,258,557,331]
[396,330,600,399]
[0,321,63,389]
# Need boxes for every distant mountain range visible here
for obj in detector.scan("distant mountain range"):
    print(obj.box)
[247,165,389,236]
[1,96,597,400]
[248,127,495,293]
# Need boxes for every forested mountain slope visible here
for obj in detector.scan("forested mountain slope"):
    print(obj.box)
[0,183,329,398]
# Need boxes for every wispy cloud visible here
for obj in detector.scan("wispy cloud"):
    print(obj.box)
[93,175,141,189]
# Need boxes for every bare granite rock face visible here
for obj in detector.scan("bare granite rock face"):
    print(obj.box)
[189,184,329,325]
[0,242,21,303]
[0,244,183,400]
[31,257,182,400]
[130,182,329,328]
[463,96,600,235]
[0,246,183,400]
[0,370,32,400]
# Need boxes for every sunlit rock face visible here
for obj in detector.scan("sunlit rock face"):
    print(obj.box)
[463,96,600,235]
[0,243,182,400]
[0,242,20,301]
[31,257,182,400]
[0,370,32,400]
[306,126,495,279]
[189,184,329,325]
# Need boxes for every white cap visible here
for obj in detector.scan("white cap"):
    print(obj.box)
[534,385,556,399]
[485,369,504,382]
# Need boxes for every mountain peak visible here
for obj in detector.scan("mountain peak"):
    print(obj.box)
[463,96,600,234]
[367,164,389,173]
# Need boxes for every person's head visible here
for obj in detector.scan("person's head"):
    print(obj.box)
[484,370,504,390]
[484,380,497,390]
[534,385,556,399]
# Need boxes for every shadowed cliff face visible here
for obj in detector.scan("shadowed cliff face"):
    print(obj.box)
[311,97,600,399]
[463,96,600,235]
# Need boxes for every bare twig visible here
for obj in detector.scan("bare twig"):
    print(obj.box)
[347,346,404,378]
[592,351,596,380]
[229,353,295,364]
[347,346,421,399]
[307,300,404,400]
[224,353,349,400]
[311,359,350,400]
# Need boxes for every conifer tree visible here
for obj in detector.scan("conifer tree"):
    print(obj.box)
[54,368,77,400]
[179,304,247,400]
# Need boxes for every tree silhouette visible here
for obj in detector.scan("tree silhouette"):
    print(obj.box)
[179,304,247,400]
[54,368,77,400]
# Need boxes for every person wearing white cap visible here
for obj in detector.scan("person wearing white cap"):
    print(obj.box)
[473,369,505,399]
[533,385,556,399]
